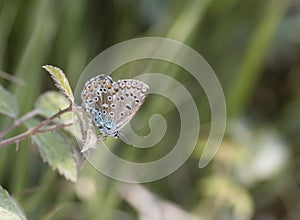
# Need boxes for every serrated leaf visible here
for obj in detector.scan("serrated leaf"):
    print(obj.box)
[35,91,72,120]
[0,85,19,117]
[35,91,75,136]
[0,185,27,220]
[25,119,78,182]
[42,65,74,104]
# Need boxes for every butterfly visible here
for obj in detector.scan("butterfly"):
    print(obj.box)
[81,74,149,139]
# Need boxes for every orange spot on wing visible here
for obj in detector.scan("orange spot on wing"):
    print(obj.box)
[87,85,93,92]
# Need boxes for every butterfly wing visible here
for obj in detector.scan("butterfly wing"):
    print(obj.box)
[81,74,123,137]
[81,75,149,135]
[81,74,115,114]
[111,79,149,130]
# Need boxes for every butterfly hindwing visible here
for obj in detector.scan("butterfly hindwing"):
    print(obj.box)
[112,79,149,130]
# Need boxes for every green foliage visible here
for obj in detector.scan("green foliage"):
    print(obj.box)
[0,186,27,220]
[227,0,289,116]
[0,0,298,219]
[24,119,77,182]
[35,91,75,136]
[42,65,74,104]
[35,91,70,118]
[0,66,77,183]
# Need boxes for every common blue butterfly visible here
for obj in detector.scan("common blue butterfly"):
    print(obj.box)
[81,75,149,138]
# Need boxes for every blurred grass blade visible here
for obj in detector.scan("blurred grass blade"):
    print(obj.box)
[0,185,27,220]
[24,119,78,182]
[166,0,211,43]
[227,0,289,117]
[42,65,74,104]
[0,84,19,117]
[0,0,18,68]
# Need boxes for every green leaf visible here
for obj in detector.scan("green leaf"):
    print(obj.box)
[42,65,74,104]
[35,91,72,119]
[25,119,78,182]
[35,91,74,135]
[0,85,19,117]
[0,185,27,220]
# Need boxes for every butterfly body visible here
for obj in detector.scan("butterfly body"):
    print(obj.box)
[81,74,149,138]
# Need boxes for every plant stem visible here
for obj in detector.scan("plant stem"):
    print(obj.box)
[36,120,74,133]
[0,105,72,148]
[0,109,41,139]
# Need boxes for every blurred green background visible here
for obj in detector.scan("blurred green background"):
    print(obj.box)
[0,0,300,219]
